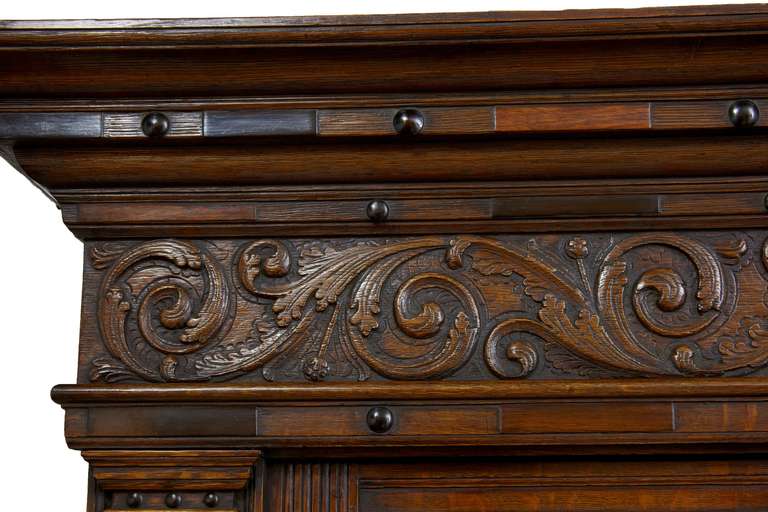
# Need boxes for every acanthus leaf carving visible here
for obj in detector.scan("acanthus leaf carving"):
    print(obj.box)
[90,233,768,383]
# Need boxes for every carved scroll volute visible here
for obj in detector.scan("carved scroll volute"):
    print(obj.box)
[196,236,484,381]
[684,237,768,374]
[597,233,726,374]
[96,240,232,382]
[484,319,539,378]
[237,239,290,296]
[347,272,480,380]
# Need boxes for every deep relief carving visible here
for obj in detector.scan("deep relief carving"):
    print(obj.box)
[87,232,768,382]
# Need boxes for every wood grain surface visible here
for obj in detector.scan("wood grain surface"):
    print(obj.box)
[5,6,768,511]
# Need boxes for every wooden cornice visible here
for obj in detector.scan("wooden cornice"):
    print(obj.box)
[2,5,768,101]
[3,4,768,48]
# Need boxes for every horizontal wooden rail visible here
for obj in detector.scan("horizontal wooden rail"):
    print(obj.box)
[0,99,764,140]
[51,379,768,403]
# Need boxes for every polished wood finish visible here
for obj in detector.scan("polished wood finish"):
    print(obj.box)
[5,5,768,511]
[5,100,768,140]
[351,458,768,512]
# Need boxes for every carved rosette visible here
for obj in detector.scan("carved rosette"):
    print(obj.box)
[90,233,768,383]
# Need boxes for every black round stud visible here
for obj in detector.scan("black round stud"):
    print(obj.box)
[126,492,143,508]
[366,200,389,223]
[165,492,182,508]
[728,100,760,128]
[393,109,425,136]
[366,406,394,433]
[141,112,170,137]
[203,492,220,508]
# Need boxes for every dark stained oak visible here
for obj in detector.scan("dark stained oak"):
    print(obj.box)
[5,5,768,511]
[496,103,650,132]
[4,100,768,140]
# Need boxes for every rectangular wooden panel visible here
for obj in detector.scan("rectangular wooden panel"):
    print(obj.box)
[259,407,368,437]
[103,112,202,137]
[420,107,495,135]
[496,103,650,132]
[73,203,257,223]
[0,112,101,138]
[259,406,499,437]
[395,407,499,435]
[86,406,258,437]
[492,194,660,217]
[318,107,494,136]
[676,402,768,432]
[659,192,767,215]
[501,403,673,433]
[204,110,316,137]
[359,485,768,512]
[356,458,768,512]
[318,109,394,136]
[652,100,757,129]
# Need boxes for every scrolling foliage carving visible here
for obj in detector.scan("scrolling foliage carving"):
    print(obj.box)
[87,232,768,382]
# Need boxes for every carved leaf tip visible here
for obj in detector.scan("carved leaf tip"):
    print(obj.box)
[89,243,125,270]
[446,238,472,269]
[90,358,136,383]
[714,238,748,263]
[349,299,381,337]
[506,340,538,376]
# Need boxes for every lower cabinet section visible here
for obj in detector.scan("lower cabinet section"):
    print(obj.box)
[262,457,768,512]
[82,447,768,510]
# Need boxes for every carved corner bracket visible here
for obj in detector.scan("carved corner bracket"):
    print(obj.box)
[83,450,263,511]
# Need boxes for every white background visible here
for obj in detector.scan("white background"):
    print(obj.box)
[0,0,758,510]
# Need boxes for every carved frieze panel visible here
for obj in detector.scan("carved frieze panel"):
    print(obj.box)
[79,232,768,383]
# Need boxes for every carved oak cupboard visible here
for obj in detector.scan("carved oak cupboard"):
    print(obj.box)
[4,5,768,511]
